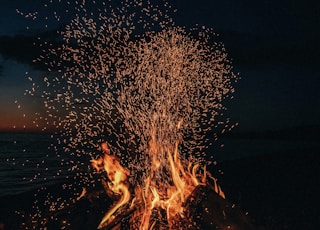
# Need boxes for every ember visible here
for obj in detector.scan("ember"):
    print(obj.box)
[23,0,240,229]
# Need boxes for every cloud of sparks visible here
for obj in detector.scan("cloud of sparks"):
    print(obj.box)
[21,0,237,228]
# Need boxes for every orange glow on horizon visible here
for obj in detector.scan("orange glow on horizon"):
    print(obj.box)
[0,114,57,133]
[0,96,56,132]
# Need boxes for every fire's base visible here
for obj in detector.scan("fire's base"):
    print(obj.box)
[1,182,256,229]
[101,185,255,230]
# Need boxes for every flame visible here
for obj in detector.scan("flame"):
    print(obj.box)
[93,133,224,229]
[76,188,87,201]
[90,143,130,228]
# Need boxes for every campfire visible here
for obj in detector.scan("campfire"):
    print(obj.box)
[21,0,255,229]
[80,28,237,229]
[91,140,225,229]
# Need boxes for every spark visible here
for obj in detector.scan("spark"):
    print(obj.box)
[22,0,237,228]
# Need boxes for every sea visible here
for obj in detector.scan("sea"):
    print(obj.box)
[1,131,319,198]
[0,132,67,197]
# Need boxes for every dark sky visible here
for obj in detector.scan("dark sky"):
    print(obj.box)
[0,0,319,132]
[172,0,320,131]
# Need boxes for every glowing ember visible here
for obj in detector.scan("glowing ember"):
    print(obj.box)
[23,0,237,229]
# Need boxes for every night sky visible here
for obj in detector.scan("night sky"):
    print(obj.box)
[0,0,319,133]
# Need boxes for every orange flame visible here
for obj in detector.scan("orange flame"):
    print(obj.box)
[90,143,130,228]
[92,133,224,229]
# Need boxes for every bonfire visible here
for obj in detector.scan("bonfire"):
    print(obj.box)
[21,0,253,229]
